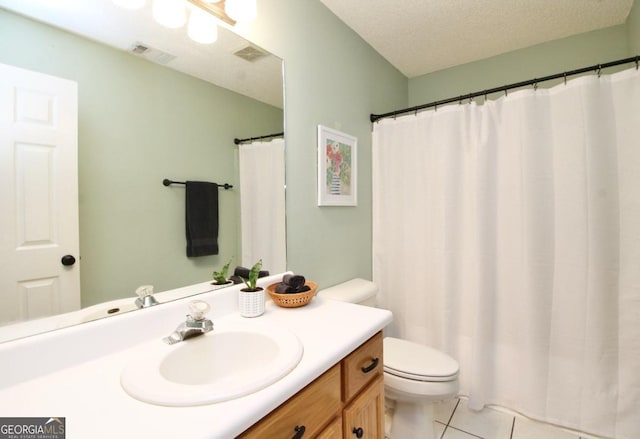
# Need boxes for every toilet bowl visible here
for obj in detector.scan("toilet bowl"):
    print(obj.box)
[318,278,459,439]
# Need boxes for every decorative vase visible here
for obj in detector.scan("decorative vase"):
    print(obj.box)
[238,288,265,317]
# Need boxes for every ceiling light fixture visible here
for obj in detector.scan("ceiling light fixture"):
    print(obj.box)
[224,0,256,22]
[112,0,146,9]
[152,0,187,28]
[113,0,256,45]
[188,7,218,44]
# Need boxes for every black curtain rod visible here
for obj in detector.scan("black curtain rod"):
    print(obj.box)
[370,55,640,123]
[234,131,284,145]
[163,179,233,190]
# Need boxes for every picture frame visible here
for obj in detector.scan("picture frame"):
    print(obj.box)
[317,125,357,206]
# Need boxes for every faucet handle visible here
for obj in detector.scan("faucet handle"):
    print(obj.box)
[135,285,158,308]
[135,285,154,298]
[188,300,211,321]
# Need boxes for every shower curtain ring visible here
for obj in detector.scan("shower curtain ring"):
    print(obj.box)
[563,72,567,85]
[635,56,639,70]
[597,65,602,78]
[468,93,473,104]
[533,80,538,91]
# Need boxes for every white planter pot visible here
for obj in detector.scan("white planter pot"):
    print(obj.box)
[238,288,265,317]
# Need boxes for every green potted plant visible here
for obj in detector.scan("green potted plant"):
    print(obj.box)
[241,259,263,291]
[212,258,232,285]
[239,259,265,317]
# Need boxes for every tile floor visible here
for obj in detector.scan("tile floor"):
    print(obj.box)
[387,397,610,439]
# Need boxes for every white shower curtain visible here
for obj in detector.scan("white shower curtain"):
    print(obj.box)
[372,68,640,439]
[238,138,286,274]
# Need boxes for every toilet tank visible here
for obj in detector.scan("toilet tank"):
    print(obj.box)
[318,278,378,307]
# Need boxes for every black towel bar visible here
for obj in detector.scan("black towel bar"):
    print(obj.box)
[234,131,284,145]
[163,179,233,190]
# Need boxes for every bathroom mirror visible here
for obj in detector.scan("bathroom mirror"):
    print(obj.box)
[0,0,284,341]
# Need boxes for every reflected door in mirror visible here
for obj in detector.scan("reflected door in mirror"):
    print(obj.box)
[0,63,81,325]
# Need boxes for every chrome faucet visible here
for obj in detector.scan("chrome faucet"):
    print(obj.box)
[163,300,213,345]
[135,285,159,309]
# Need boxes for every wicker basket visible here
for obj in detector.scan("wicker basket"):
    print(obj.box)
[266,281,318,308]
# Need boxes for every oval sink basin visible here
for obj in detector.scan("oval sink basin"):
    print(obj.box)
[121,323,303,406]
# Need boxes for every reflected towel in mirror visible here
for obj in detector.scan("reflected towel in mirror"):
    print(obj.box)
[185,181,219,257]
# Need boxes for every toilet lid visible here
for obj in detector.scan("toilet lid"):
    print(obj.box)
[383,337,459,382]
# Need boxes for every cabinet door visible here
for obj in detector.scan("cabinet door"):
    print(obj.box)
[343,375,384,439]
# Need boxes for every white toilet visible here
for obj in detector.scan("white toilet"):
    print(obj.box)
[318,278,459,439]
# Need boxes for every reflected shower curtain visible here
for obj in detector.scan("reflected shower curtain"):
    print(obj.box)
[372,68,640,439]
[239,138,286,273]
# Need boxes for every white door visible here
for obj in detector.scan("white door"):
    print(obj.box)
[0,62,80,325]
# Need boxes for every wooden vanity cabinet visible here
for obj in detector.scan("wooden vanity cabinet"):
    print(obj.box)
[238,331,384,439]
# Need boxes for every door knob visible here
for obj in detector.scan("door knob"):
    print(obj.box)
[61,255,76,266]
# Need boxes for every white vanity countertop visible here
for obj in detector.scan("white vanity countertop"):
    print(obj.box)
[0,282,392,439]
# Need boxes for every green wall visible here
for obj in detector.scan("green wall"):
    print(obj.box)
[629,0,640,54]
[238,0,407,287]
[0,9,283,306]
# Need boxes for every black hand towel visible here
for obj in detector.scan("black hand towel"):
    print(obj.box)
[282,274,306,289]
[275,283,311,294]
[233,266,270,279]
[185,181,219,257]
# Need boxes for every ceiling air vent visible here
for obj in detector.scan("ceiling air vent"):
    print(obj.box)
[129,42,176,65]
[233,44,269,62]
[130,43,150,55]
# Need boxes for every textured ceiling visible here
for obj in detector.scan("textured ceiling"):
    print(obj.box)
[320,0,634,78]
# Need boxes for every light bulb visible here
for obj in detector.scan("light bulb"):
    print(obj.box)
[188,8,218,44]
[225,0,256,22]
[152,0,186,28]
[112,0,146,9]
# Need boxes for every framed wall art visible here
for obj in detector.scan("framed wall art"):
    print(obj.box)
[317,125,357,206]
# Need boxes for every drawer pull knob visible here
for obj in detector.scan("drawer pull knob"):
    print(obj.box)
[361,357,379,373]
[292,425,306,439]
[352,427,364,438]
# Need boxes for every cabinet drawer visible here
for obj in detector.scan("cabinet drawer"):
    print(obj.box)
[342,332,383,402]
[239,364,341,439]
